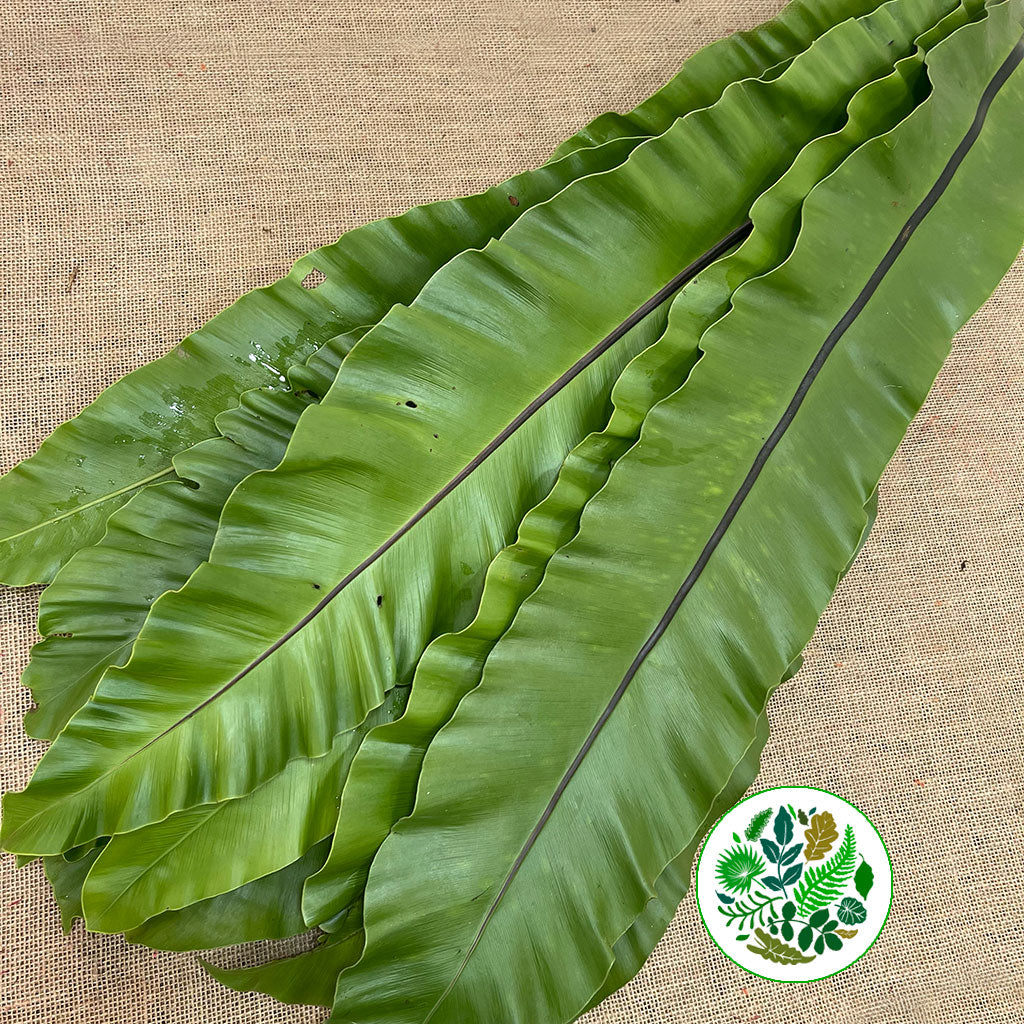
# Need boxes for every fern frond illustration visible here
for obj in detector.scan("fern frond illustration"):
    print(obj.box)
[794,825,856,914]
[717,890,781,931]
[715,844,766,894]
[745,808,772,841]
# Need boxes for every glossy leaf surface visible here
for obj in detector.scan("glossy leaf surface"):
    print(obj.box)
[3,5,926,857]
[0,0,880,586]
[303,0,950,924]
[330,11,1024,1021]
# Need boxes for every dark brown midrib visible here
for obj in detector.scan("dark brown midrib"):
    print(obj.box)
[139,220,754,751]
[422,33,1024,1022]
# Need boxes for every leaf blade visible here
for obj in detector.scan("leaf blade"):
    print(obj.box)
[4,3,919,857]
[328,15,1024,1020]
[803,810,840,861]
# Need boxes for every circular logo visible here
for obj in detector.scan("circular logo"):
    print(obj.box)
[695,787,892,982]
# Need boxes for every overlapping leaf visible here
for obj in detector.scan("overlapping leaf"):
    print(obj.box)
[2,0,1021,1016]
[14,0,908,771]
[0,0,886,587]
[21,387,311,740]
[302,0,957,928]
[328,9,1024,1021]
[3,3,934,860]
[79,687,407,935]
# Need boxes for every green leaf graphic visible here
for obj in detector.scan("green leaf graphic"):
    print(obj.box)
[837,897,868,925]
[780,843,802,867]
[855,857,875,900]
[716,845,767,895]
[717,891,781,932]
[782,862,804,886]
[745,808,772,841]
[795,826,857,914]
[774,806,795,847]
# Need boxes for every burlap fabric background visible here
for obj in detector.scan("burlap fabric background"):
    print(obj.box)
[2,1,1022,1021]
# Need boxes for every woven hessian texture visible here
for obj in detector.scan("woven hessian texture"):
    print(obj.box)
[2,1,1022,1021]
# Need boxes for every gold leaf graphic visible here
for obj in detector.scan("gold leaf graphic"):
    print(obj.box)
[835,928,859,939]
[746,927,816,965]
[803,811,839,861]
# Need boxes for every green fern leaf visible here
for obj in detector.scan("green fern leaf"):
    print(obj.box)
[744,808,772,841]
[794,825,856,914]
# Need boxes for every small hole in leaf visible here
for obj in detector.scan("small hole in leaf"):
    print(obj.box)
[376,595,383,607]
[508,194,520,207]
[301,268,326,290]
[405,400,417,408]
[312,583,321,590]
[183,479,200,490]
[433,433,438,439]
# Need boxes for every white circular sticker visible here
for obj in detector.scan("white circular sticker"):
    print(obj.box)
[695,787,892,982]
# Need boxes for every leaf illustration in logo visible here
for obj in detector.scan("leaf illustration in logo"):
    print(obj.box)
[797,809,809,826]
[803,811,839,861]
[836,897,867,925]
[760,838,781,864]
[774,806,794,847]
[746,927,815,965]
[795,826,856,914]
[835,928,859,939]
[780,842,803,866]
[717,891,781,931]
[782,862,804,886]
[715,845,766,895]
[824,931,843,951]
[797,925,814,952]
[855,857,875,900]
[745,808,772,842]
